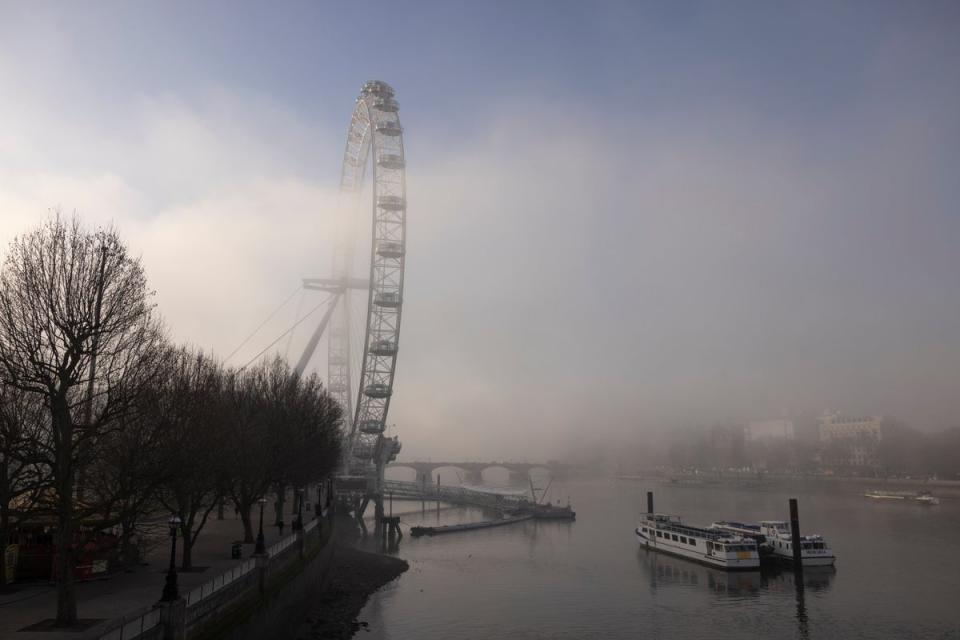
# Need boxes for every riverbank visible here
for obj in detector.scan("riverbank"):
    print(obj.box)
[622,472,960,498]
[294,543,408,640]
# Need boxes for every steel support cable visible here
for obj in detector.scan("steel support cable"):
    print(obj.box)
[225,284,302,363]
[239,294,333,371]
[283,288,307,360]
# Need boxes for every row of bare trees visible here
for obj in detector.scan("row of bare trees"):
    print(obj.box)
[0,216,342,626]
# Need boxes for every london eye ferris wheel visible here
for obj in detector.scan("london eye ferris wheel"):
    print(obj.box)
[294,80,406,486]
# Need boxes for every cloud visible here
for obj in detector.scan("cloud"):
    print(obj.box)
[1,28,959,463]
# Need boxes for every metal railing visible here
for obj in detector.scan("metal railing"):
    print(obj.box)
[185,557,257,606]
[96,515,327,640]
[97,605,162,640]
[383,479,530,509]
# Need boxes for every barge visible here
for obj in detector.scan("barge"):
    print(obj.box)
[410,514,532,537]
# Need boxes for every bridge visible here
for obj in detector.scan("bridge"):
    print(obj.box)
[382,480,529,510]
[386,460,579,486]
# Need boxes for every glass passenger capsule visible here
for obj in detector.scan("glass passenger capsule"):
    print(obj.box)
[377,195,406,210]
[377,153,405,170]
[375,120,402,136]
[370,339,398,356]
[376,241,405,258]
[374,292,401,308]
[358,419,385,434]
[364,383,392,398]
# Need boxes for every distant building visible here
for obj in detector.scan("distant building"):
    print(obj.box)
[747,419,795,441]
[818,413,883,468]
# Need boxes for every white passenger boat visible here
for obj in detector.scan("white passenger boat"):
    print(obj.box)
[711,521,836,567]
[864,489,940,505]
[635,513,760,571]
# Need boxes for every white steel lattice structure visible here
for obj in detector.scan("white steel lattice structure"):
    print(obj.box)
[296,80,405,486]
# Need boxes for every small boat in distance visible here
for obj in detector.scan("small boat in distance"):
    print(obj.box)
[865,489,940,505]
[636,513,760,571]
[711,521,836,567]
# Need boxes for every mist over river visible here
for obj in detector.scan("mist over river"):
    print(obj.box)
[359,477,960,639]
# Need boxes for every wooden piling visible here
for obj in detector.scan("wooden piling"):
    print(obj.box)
[789,498,803,570]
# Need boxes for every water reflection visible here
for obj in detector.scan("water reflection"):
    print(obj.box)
[637,548,836,596]
[638,548,837,639]
[637,548,763,596]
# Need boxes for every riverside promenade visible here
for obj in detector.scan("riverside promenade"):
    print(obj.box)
[0,512,304,640]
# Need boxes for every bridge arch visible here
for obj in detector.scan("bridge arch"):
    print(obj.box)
[384,465,418,483]
[431,465,475,486]
[479,465,518,487]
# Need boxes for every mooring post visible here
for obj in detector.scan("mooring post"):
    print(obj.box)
[436,475,441,518]
[789,498,803,570]
[647,491,654,515]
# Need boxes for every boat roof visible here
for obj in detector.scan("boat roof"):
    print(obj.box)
[643,514,756,543]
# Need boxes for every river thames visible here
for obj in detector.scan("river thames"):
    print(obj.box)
[359,476,959,639]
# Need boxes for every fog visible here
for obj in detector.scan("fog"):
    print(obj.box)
[1,2,958,463]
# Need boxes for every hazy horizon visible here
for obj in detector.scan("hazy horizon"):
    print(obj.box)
[2,1,959,462]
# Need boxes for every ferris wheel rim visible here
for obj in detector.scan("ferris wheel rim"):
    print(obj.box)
[327,80,406,471]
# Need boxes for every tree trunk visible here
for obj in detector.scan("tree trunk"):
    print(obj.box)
[181,529,194,572]
[273,484,285,526]
[120,520,136,571]
[54,402,77,627]
[239,503,254,543]
[0,497,9,588]
[0,459,10,588]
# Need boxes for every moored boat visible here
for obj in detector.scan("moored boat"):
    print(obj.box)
[635,513,760,571]
[712,520,836,567]
[865,489,940,505]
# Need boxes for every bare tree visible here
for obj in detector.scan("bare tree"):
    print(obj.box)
[85,408,167,571]
[153,348,226,570]
[283,371,342,490]
[0,215,165,626]
[221,358,342,543]
[221,365,277,543]
[0,384,51,587]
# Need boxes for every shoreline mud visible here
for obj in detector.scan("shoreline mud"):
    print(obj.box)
[294,542,408,640]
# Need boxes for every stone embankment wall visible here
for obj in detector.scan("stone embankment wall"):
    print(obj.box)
[97,511,337,640]
[205,520,336,640]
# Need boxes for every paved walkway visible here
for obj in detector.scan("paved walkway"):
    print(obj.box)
[0,508,311,640]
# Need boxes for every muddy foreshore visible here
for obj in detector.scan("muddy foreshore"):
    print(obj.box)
[294,540,408,640]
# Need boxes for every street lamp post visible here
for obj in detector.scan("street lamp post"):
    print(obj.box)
[160,515,182,602]
[255,497,267,555]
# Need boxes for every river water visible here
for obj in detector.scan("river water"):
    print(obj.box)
[359,477,960,639]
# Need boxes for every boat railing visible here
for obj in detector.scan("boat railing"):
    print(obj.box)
[647,519,745,542]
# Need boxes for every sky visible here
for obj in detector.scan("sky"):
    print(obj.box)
[1,1,959,463]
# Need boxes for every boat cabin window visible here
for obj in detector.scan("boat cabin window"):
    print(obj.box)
[656,531,662,538]
[680,536,687,544]
[671,534,678,541]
